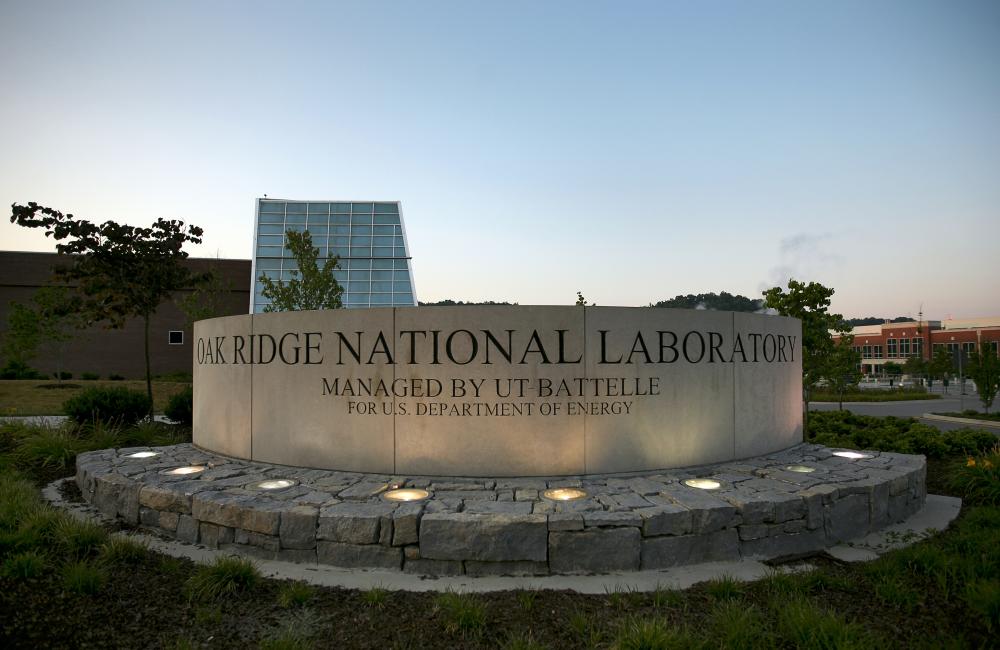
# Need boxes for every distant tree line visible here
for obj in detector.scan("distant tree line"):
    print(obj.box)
[845,316,912,326]
[418,299,518,306]
[650,292,762,312]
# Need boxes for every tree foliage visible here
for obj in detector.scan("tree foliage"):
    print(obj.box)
[178,262,234,327]
[762,279,851,434]
[651,292,761,312]
[824,339,861,410]
[967,343,1000,413]
[258,230,343,312]
[10,202,206,407]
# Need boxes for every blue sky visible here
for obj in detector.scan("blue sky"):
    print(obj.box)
[1,1,997,319]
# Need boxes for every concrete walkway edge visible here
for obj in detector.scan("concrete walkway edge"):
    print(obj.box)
[921,413,1000,429]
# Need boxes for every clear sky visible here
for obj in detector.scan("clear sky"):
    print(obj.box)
[1,1,997,320]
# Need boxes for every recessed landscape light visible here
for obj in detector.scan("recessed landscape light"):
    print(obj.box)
[126,451,159,459]
[785,465,816,473]
[832,451,873,460]
[163,465,205,476]
[383,488,430,502]
[256,479,297,490]
[683,478,722,490]
[542,487,588,501]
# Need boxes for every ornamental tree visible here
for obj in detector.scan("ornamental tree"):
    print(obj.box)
[824,338,861,411]
[10,202,206,409]
[762,279,851,436]
[259,230,343,312]
[967,342,1000,413]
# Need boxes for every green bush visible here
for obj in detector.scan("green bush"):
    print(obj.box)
[185,556,261,601]
[80,372,100,381]
[53,371,73,380]
[62,559,106,594]
[165,385,193,426]
[62,386,151,427]
[948,447,1000,506]
[0,360,44,379]
[808,411,996,458]
[108,374,125,381]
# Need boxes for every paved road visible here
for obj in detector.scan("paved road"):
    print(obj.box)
[811,395,998,433]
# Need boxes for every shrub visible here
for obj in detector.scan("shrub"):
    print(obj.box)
[808,411,995,458]
[80,372,100,380]
[948,446,1000,506]
[62,559,106,594]
[277,581,316,608]
[165,385,193,426]
[185,556,261,601]
[62,386,151,427]
[2,550,47,578]
[53,371,73,380]
[434,590,487,638]
[53,517,108,558]
[108,373,125,381]
[99,535,149,565]
[0,360,44,379]
[14,427,86,472]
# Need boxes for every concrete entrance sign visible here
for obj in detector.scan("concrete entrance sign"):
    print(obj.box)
[193,306,802,476]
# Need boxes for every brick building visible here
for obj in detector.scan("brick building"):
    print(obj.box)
[0,251,250,378]
[836,317,1000,376]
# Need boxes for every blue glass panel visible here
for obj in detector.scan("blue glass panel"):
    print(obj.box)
[259,270,280,279]
[349,270,371,280]
[372,246,393,257]
[373,225,394,235]
[349,259,371,270]
[393,237,405,247]
[310,236,328,246]
[394,281,412,292]
[394,247,407,257]
[283,259,299,270]
[256,245,282,256]
[307,203,329,213]
[307,217,330,228]
[370,293,392,304]
[332,270,348,282]
[394,259,409,269]
[374,215,400,225]
[372,259,393,269]
[372,236,393,246]
[254,304,268,313]
[350,225,372,236]
[331,213,350,225]
[348,281,370,292]
[332,202,350,214]
[350,214,373,225]
[374,202,398,214]
[282,248,294,258]
[329,246,349,257]
[346,294,369,306]
[258,224,285,234]
[280,270,297,280]
[259,201,284,213]
[331,225,350,235]
[329,236,348,246]
[286,202,307,214]
[258,213,284,224]
[350,246,371,257]
[285,214,307,224]
[350,236,371,246]
[371,281,393,292]
[256,258,282,270]
[393,293,414,304]
[257,235,284,246]
[371,270,393,280]
[351,202,374,213]
[393,270,409,281]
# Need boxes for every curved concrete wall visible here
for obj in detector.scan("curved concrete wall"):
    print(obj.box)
[193,306,802,476]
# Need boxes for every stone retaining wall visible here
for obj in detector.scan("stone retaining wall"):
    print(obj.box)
[76,443,926,575]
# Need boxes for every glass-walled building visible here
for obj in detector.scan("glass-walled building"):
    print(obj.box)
[251,198,417,313]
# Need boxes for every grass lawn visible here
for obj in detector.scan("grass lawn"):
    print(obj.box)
[1,414,998,648]
[811,389,940,402]
[0,379,190,416]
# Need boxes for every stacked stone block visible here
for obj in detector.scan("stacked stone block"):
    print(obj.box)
[76,443,927,575]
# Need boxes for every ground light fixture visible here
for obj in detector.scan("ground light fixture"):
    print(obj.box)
[785,465,816,473]
[256,479,297,491]
[126,451,159,459]
[383,488,431,502]
[162,466,205,476]
[542,487,588,501]
[682,478,722,490]
[832,450,873,460]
